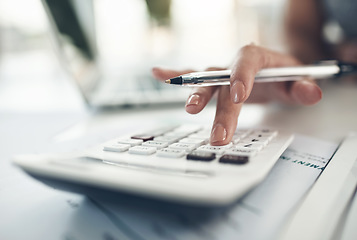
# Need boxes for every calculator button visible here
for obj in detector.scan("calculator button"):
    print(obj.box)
[117,138,143,146]
[189,131,210,139]
[240,137,269,146]
[172,125,202,134]
[235,142,264,151]
[225,148,258,157]
[169,143,196,152]
[249,133,276,141]
[103,143,130,152]
[145,126,178,136]
[179,138,206,147]
[186,151,216,162]
[131,135,154,142]
[128,146,156,155]
[142,141,168,149]
[247,135,271,141]
[154,136,181,144]
[164,132,189,138]
[187,134,209,142]
[219,154,249,165]
[196,145,227,155]
[234,129,251,138]
[256,128,275,133]
[156,148,186,158]
[253,129,278,137]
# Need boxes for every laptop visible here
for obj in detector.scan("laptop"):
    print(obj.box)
[42,0,190,108]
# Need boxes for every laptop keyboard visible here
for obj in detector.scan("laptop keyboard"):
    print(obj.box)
[93,74,190,106]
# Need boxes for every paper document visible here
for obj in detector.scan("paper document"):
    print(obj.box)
[94,135,338,240]
[281,132,357,240]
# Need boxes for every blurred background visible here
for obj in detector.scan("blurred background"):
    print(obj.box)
[0,0,287,111]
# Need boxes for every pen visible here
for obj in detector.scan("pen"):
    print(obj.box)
[165,61,357,87]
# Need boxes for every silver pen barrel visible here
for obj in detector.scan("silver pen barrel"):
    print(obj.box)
[179,64,341,86]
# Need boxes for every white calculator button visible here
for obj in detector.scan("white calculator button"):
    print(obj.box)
[240,137,269,146]
[234,129,251,138]
[172,125,202,134]
[103,143,130,152]
[117,138,143,146]
[179,138,206,147]
[164,132,189,138]
[169,143,196,152]
[250,133,276,141]
[186,136,209,144]
[225,148,258,157]
[154,136,181,144]
[189,129,210,138]
[128,146,156,155]
[235,142,264,151]
[253,129,278,137]
[196,145,227,155]
[247,134,271,141]
[156,148,186,158]
[144,125,178,137]
[142,141,168,149]
[188,133,209,141]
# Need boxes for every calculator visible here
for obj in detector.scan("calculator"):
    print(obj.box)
[13,125,293,206]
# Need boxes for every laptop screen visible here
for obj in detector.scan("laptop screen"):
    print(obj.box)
[42,0,242,105]
[43,0,98,102]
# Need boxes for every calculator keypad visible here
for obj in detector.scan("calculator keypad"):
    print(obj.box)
[102,127,278,165]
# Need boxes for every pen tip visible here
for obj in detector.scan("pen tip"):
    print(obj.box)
[168,76,183,85]
[165,79,171,84]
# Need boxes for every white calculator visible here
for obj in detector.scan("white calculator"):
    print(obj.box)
[13,125,293,206]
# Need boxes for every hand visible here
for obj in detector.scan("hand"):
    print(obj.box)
[152,44,322,145]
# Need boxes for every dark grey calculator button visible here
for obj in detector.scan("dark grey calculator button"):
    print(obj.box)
[187,151,216,162]
[131,135,154,142]
[219,154,249,165]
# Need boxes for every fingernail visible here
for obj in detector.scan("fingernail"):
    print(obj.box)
[298,81,322,104]
[186,94,200,107]
[305,84,322,104]
[231,81,246,103]
[211,124,227,144]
